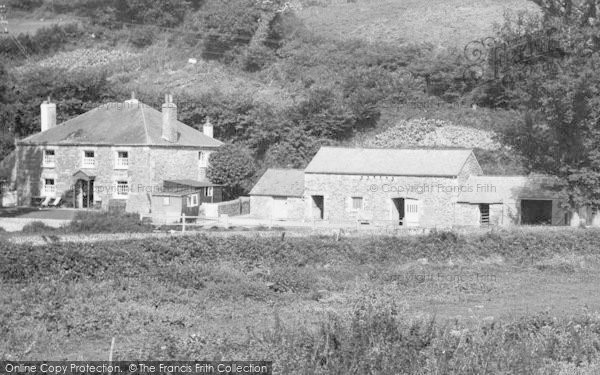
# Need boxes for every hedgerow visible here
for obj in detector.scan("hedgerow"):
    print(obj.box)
[2,229,600,283]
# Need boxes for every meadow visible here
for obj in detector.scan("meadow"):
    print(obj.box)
[2,228,600,374]
[298,0,539,47]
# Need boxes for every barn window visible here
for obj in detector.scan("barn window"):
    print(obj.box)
[162,197,170,206]
[479,204,490,225]
[206,187,213,197]
[351,197,363,210]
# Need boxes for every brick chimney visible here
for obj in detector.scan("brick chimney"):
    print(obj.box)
[203,117,213,138]
[161,94,178,143]
[40,96,56,133]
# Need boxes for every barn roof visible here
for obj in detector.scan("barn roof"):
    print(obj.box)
[165,179,222,187]
[250,169,305,197]
[305,147,475,177]
[457,175,563,204]
[18,101,223,148]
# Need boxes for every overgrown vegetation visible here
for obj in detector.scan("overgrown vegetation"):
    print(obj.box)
[2,229,600,371]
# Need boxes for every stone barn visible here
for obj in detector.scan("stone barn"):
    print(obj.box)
[249,169,305,220]
[303,147,483,227]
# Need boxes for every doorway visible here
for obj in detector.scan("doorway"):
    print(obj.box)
[391,198,405,226]
[311,195,324,220]
[521,199,553,225]
[74,179,95,209]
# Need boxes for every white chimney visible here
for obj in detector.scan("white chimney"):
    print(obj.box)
[125,91,139,105]
[203,117,214,138]
[161,94,178,143]
[40,96,56,133]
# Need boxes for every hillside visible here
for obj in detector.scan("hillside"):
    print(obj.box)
[298,0,539,47]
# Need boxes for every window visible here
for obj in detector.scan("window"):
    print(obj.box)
[206,187,213,197]
[43,149,55,167]
[351,197,363,210]
[116,181,128,196]
[116,151,129,169]
[479,204,490,225]
[82,150,95,168]
[198,151,209,167]
[187,194,199,207]
[406,203,418,213]
[43,178,56,194]
[162,197,170,206]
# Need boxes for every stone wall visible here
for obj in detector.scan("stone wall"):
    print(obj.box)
[250,195,305,220]
[304,173,473,227]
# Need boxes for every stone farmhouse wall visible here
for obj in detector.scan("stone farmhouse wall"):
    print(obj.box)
[15,144,215,214]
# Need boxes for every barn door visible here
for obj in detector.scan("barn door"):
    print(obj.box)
[272,196,288,220]
[404,199,420,227]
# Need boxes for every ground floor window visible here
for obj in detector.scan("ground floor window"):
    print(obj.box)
[116,181,129,196]
[479,204,490,225]
[43,178,56,195]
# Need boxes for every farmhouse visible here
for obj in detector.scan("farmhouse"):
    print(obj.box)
[2,94,223,214]
[250,146,599,227]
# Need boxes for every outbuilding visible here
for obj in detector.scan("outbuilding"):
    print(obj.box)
[249,169,305,220]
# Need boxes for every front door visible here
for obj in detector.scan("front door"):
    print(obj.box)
[272,196,288,220]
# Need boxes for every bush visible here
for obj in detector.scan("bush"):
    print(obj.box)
[21,221,55,233]
[66,211,153,233]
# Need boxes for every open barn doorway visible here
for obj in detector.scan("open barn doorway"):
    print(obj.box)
[391,198,405,226]
[521,199,553,225]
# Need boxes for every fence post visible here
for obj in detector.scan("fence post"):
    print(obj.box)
[182,213,186,233]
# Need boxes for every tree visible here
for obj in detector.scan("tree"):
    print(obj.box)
[207,144,257,200]
[497,5,600,209]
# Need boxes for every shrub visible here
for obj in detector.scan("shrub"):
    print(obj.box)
[21,221,55,233]
[65,211,153,233]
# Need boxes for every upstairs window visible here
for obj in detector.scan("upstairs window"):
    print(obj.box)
[82,150,95,168]
[198,151,209,167]
[43,149,55,167]
[43,178,56,195]
[116,151,129,169]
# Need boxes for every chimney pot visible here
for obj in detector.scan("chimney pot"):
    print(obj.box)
[203,117,214,138]
[40,98,57,132]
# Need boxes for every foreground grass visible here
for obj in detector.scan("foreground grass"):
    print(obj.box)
[1,229,600,373]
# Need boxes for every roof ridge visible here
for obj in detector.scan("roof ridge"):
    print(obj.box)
[139,103,151,144]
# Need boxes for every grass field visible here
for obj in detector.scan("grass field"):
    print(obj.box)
[299,0,539,47]
[2,229,600,373]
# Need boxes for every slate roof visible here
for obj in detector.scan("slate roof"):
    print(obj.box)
[18,101,223,148]
[250,169,305,197]
[305,147,475,177]
[457,175,563,204]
